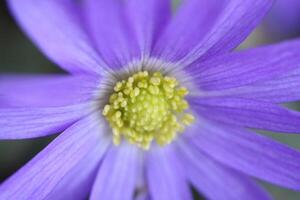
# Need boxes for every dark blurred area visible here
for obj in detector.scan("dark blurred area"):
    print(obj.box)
[0,1,58,183]
[0,2,62,74]
[0,0,300,199]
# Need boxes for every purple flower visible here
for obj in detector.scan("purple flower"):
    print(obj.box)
[1,0,300,199]
[264,0,300,38]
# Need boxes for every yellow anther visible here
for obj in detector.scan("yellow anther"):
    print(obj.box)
[182,114,195,126]
[102,105,111,116]
[103,71,194,150]
[177,87,189,96]
[150,77,161,85]
[114,82,123,92]
[133,88,140,96]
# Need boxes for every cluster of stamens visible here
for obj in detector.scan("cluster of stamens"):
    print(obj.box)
[102,71,194,150]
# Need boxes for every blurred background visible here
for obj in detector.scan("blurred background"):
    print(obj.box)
[1,0,300,199]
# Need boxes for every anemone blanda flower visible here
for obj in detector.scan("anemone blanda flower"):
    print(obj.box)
[264,0,300,38]
[1,0,300,199]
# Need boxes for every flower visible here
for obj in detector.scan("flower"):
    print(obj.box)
[1,0,300,199]
[264,0,300,39]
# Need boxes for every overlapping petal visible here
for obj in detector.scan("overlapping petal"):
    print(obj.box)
[190,96,300,133]
[146,146,192,200]
[0,103,94,139]
[45,145,106,200]
[84,0,139,69]
[185,120,300,190]
[178,140,271,200]
[154,0,272,66]
[185,39,300,91]
[90,144,140,200]
[0,114,110,200]
[153,0,225,62]
[0,75,98,107]
[209,67,300,103]
[8,0,106,75]
[126,0,171,55]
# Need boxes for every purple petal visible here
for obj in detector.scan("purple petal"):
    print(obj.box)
[190,96,300,133]
[265,0,300,38]
[155,0,272,66]
[180,0,273,65]
[211,67,300,103]
[146,145,192,200]
[0,114,110,200]
[135,193,150,200]
[0,74,98,107]
[126,0,171,55]
[178,140,272,200]
[153,0,226,62]
[83,0,139,69]
[0,103,94,139]
[185,39,300,91]
[43,134,108,200]
[8,0,107,75]
[90,143,141,200]
[185,119,300,190]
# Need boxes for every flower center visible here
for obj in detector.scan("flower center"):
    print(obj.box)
[102,71,194,149]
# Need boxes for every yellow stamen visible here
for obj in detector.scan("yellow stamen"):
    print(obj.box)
[103,71,194,150]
